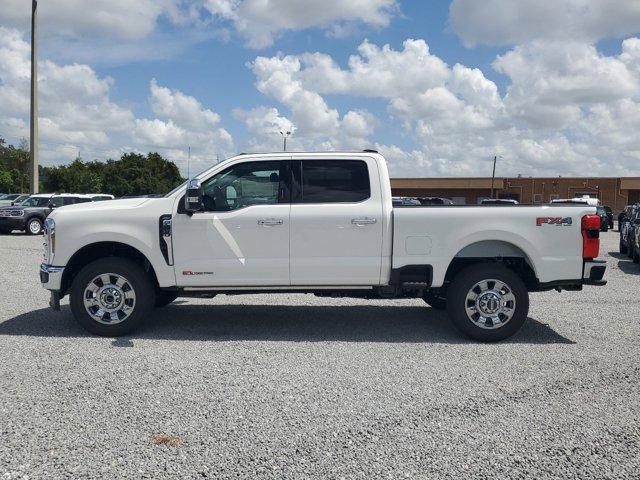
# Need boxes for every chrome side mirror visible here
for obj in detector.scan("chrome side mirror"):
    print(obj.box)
[184,179,204,213]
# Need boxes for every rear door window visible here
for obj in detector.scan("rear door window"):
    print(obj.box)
[298,160,370,203]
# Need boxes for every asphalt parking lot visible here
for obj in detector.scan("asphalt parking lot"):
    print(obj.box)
[0,231,639,479]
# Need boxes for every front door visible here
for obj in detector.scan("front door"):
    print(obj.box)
[172,159,291,287]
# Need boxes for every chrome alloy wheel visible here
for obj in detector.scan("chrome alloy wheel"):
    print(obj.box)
[83,273,136,325]
[28,219,42,234]
[464,279,516,330]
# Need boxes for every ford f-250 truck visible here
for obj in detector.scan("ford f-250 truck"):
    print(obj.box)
[39,151,606,341]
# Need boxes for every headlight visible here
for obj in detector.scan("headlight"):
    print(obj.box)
[44,217,55,260]
[11,210,24,217]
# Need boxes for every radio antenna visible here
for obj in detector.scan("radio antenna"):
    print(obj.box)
[187,145,191,180]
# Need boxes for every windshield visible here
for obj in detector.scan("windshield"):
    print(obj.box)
[1,194,19,200]
[19,197,50,207]
[164,156,237,198]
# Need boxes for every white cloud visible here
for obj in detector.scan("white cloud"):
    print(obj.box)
[249,54,377,149]
[0,0,180,40]
[0,27,233,172]
[204,0,398,48]
[493,41,639,129]
[135,80,234,171]
[0,27,134,154]
[247,37,640,176]
[450,0,640,47]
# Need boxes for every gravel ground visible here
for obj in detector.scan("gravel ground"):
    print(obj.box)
[0,231,639,479]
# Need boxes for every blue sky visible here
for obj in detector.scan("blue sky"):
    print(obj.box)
[1,1,640,177]
[90,1,505,151]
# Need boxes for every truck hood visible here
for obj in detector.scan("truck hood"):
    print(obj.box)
[55,197,152,212]
[0,205,29,212]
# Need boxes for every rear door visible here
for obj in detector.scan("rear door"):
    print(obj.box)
[289,158,384,285]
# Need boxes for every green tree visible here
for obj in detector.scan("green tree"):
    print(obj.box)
[1,140,183,196]
[102,152,183,196]
[0,138,29,192]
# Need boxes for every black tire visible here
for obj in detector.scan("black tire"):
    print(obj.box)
[446,263,529,342]
[70,257,155,336]
[155,290,179,308]
[423,289,447,310]
[627,241,635,259]
[633,248,640,264]
[0,227,12,235]
[25,217,43,235]
[619,236,627,254]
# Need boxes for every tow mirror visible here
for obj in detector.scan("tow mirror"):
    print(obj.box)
[47,202,55,209]
[184,179,204,213]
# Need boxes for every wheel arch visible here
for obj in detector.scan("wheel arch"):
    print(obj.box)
[443,239,539,290]
[60,241,159,296]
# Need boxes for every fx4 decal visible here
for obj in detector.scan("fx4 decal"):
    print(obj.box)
[536,217,573,226]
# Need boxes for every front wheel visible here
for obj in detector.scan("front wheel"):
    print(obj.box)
[446,263,529,342]
[70,258,155,336]
[633,248,639,264]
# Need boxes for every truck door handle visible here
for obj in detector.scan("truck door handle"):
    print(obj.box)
[351,217,377,225]
[258,218,284,226]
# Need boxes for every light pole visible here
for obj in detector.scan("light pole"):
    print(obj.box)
[279,130,291,152]
[490,155,497,199]
[29,0,39,193]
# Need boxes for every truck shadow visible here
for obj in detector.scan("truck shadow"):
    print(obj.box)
[0,304,574,345]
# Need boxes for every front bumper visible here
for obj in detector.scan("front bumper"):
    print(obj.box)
[0,216,25,230]
[40,263,65,291]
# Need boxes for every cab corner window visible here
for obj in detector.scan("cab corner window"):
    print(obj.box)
[300,160,370,203]
[201,161,288,212]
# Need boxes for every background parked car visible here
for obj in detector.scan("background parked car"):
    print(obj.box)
[633,213,640,264]
[603,206,614,229]
[626,205,640,260]
[392,196,422,206]
[0,193,110,235]
[596,205,609,232]
[0,193,28,207]
[87,194,115,201]
[481,198,519,205]
[418,197,454,205]
[620,204,639,256]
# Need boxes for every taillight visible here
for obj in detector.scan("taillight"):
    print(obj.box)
[581,214,600,259]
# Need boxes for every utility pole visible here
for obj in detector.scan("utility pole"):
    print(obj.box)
[280,130,291,152]
[490,155,497,199]
[29,0,39,193]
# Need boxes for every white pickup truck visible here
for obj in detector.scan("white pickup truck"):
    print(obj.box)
[40,151,606,341]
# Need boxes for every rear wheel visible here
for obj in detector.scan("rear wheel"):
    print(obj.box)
[70,257,155,336]
[26,217,43,235]
[633,247,639,264]
[446,263,529,342]
[423,289,447,310]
